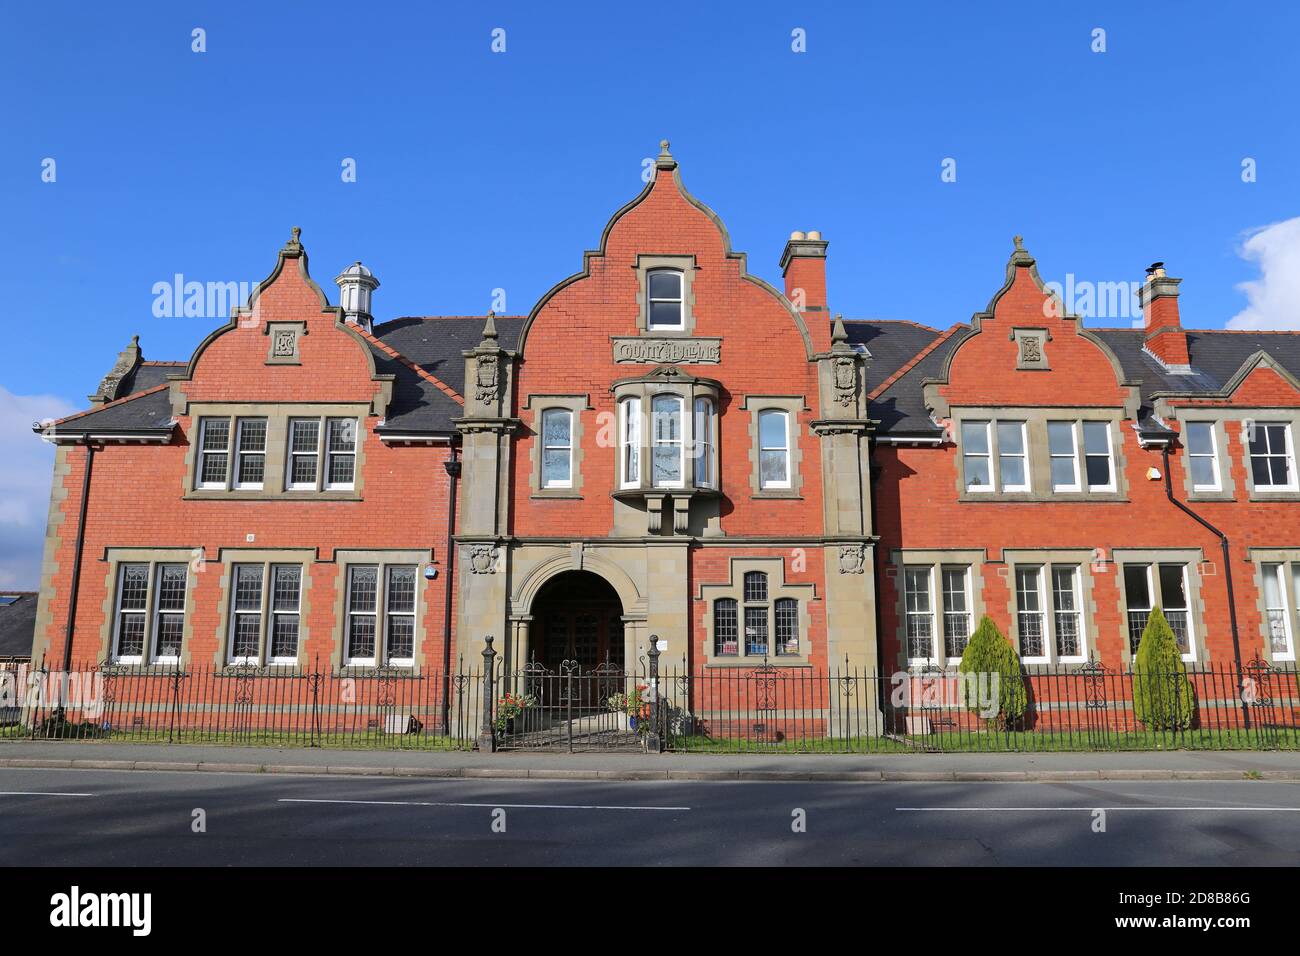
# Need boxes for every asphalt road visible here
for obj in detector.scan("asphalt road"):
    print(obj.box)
[2,768,1299,866]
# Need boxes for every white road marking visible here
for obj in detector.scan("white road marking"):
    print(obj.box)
[0,791,96,797]
[897,806,1300,812]
[279,797,689,811]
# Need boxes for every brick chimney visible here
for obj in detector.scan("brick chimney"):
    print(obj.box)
[781,230,830,351]
[1138,261,1190,369]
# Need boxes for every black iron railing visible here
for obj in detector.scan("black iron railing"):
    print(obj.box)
[4,650,1298,754]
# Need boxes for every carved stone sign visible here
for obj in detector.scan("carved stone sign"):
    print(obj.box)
[838,544,866,574]
[1011,327,1050,370]
[612,337,721,365]
[467,544,500,574]
[264,321,304,365]
[272,328,297,357]
[475,354,500,404]
[833,356,857,407]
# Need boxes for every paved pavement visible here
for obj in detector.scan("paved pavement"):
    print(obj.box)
[2,766,1299,865]
[2,739,1300,780]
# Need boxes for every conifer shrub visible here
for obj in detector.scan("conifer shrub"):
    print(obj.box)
[1132,607,1195,731]
[958,614,1028,727]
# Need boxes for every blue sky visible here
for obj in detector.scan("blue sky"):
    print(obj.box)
[1,0,1298,587]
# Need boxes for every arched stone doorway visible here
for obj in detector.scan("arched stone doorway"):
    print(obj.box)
[530,570,626,672]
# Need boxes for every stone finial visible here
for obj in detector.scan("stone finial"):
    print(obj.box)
[1009,233,1035,266]
[284,226,303,253]
[480,311,499,345]
[831,313,851,351]
[655,138,677,170]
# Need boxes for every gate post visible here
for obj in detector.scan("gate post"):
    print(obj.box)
[645,637,664,753]
[477,636,497,753]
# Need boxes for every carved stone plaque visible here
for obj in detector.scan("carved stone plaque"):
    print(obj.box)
[612,337,721,365]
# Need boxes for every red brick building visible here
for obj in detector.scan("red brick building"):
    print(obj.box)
[30,144,1300,735]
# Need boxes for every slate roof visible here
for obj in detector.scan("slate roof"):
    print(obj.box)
[860,321,1300,439]
[369,317,526,434]
[44,385,176,439]
[0,592,37,659]
[40,315,1300,444]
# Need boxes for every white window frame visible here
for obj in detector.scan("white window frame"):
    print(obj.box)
[286,418,322,490]
[619,397,641,489]
[227,564,265,666]
[961,421,993,493]
[758,408,791,490]
[111,564,150,664]
[1015,566,1049,665]
[1050,565,1086,664]
[324,418,358,491]
[383,565,418,668]
[997,421,1031,493]
[1248,422,1297,491]
[904,565,938,666]
[939,566,973,665]
[1262,562,1296,662]
[646,268,685,330]
[267,564,303,666]
[197,417,231,490]
[1048,421,1081,492]
[1186,421,1221,492]
[1081,421,1116,493]
[651,395,685,489]
[233,417,268,491]
[150,563,188,665]
[540,408,574,489]
[693,397,715,489]
[344,566,380,667]
[1123,563,1197,663]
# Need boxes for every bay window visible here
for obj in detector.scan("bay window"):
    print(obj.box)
[651,395,684,488]
[693,397,715,488]
[619,397,641,488]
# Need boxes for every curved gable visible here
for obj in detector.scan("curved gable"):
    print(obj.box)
[169,229,393,415]
[515,142,814,360]
[926,238,1140,419]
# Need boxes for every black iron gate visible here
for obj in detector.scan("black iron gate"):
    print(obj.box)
[493,659,648,751]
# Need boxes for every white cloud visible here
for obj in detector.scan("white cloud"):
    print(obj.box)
[0,386,78,590]
[1227,216,1300,330]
